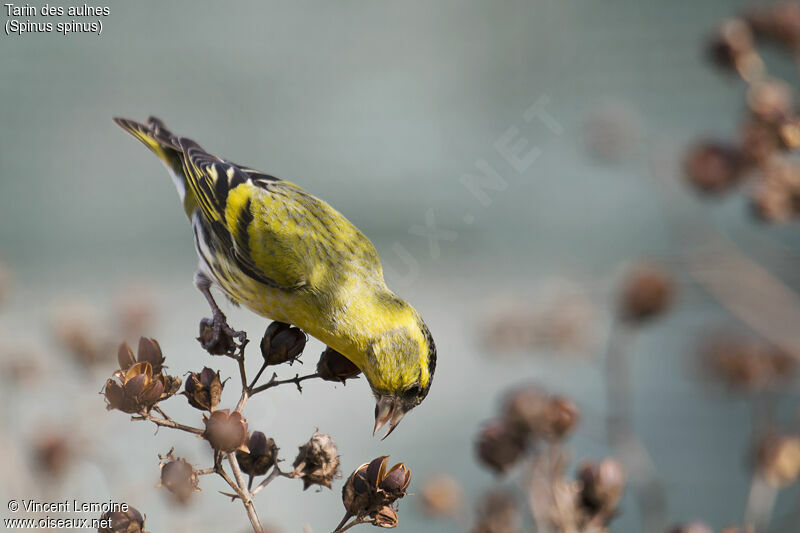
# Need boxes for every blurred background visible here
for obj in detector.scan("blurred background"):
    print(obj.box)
[1,0,799,531]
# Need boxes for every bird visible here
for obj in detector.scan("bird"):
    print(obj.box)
[113,116,436,438]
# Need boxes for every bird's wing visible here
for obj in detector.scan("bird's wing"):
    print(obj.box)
[179,139,381,291]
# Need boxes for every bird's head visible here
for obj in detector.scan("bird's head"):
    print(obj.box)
[363,306,436,439]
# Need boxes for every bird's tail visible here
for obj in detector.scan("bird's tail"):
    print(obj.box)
[113,116,195,214]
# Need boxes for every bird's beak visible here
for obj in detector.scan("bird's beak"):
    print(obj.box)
[373,396,406,440]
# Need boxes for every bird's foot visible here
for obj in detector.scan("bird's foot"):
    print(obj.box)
[197,311,247,356]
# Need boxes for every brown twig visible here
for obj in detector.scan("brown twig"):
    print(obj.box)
[132,411,204,436]
[332,514,372,533]
[250,372,322,395]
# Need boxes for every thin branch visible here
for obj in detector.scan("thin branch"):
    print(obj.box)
[248,361,269,391]
[250,372,322,395]
[132,411,204,436]
[332,515,372,533]
[251,463,293,496]
[228,452,264,533]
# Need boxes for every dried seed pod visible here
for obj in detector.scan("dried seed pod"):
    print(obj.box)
[699,335,793,391]
[618,262,674,324]
[707,18,764,80]
[117,338,166,376]
[379,462,412,498]
[158,456,200,504]
[98,506,147,533]
[502,386,578,440]
[544,395,580,441]
[741,119,783,166]
[203,410,249,453]
[683,141,744,194]
[745,3,800,50]
[475,418,527,474]
[747,80,794,124]
[372,506,399,528]
[342,462,374,516]
[418,475,462,517]
[577,458,626,520]
[183,367,224,411]
[261,321,306,365]
[237,431,279,477]
[104,362,166,414]
[198,317,237,356]
[473,490,519,533]
[33,432,71,478]
[293,431,340,489]
[341,455,412,524]
[317,347,361,382]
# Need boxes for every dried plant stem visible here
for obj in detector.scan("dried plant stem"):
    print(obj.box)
[251,463,292,496]
[332,514,372,533]
[133,411,204,436]
[228,452,264,533]
[250,372,322,395]
[605,321,667,532]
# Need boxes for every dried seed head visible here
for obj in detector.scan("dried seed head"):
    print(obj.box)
[756,434,800,488]
[683,141,744,194]
[473,490,519,533]
[372,506,399,528]
[741,119,783,166]
[342,455,412,523]
[104,362,166,414]
[203,410,249,453]
[475,418,527,474]
[197,317,236,356]
[577,458,626,520]
[183,367,224,411]
[117,338,166,375]
[98,506,146,533]
[618,262,674,323]
[502,386,549,437]
[342,462,374,516]
[237,431,278,477]
[317,347,362,382]
[418,475,462,517]
[379,462,412,498]
[747,81,794,124]
[745,3,800,50]
[544,395,580,441]
[707,19,764,81]
[293,431,340,489]
[700,335,796,391]
[261,321,306,365]
[158,456,200,504]
[33,432,71,478]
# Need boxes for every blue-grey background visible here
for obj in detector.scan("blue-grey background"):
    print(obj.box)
[1,1,799,531]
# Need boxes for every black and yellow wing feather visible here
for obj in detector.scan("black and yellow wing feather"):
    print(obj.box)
[113,116,383,294]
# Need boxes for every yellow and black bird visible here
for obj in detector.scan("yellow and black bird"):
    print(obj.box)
[114,116,435,437]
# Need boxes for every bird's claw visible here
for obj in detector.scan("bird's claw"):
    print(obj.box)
[198,311,246,356]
